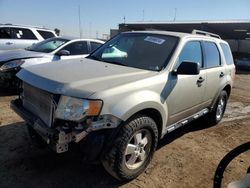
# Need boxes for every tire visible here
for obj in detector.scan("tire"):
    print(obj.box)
[206,90,228,125]
[27,125,46,148]
[102,115,158,181]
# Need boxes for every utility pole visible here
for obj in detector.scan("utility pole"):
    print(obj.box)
[78,5,82,38]
[142,9,145,21]
[96,31,99,39]
[89,22,92,38]
[123,16,126,24]
[174,8,177,22]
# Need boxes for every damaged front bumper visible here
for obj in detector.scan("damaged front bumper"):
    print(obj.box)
[11,99,122,153]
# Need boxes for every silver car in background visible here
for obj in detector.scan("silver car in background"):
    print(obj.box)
[0,36,104,88]
[0,24,57,51]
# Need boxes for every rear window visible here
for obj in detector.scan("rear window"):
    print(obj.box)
[220,43,234,65]
[11,28,37,40]
[37,30,55,39]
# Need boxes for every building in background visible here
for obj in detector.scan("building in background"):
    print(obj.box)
[113,20,250,59]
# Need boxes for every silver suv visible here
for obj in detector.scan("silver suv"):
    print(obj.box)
[0,24,57,51]
[11,30,235,180]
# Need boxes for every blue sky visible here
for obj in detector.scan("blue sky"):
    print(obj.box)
[0,0,250,38]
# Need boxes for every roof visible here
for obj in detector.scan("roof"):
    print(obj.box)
[0,24,53,31]
[121,19,250,25]
[122,30,225,42]
[58,36,105,43]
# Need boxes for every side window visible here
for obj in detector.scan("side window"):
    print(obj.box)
[11,28,37,40]
[203,42,220,68]
[62,41,88,55]
[37,30,55,39]
[0,27,11,39]
[90,42,102,53]
[220,43,234,65]
[178,41,202,67]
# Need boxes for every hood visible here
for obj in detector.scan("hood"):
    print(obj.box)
[17,58,157,98]
[0,49,50,63]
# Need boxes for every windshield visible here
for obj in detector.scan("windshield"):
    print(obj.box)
[88,33,178,71]
[26,37,69,53]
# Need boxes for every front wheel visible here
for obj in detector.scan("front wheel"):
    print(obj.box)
[102,115,158,181]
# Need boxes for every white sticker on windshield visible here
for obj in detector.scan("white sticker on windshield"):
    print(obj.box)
[144,36,165,45]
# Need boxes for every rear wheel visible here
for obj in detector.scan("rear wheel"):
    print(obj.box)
[206,90,228,125]
[102,115,158,181]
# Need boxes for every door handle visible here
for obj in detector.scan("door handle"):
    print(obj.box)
[5,42,13,45]
[197,77,205,87]
[219,72,224,78]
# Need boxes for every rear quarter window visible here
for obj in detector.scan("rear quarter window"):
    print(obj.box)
[220,43,234,65]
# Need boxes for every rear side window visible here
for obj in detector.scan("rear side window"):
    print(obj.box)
[11,28,37,40]
[62,41,88,55]
[178,41,203,67]
[203,42,220,68]
[220,43,234,65]
[90,42,102,53]
[37,30,55,39]
[0,27,11,39]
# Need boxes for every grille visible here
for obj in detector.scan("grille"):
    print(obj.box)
[22,82,54,127]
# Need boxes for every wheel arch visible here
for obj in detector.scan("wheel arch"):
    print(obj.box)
[211,84,231,110]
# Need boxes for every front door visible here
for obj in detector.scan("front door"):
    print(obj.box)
[166,40,207,125]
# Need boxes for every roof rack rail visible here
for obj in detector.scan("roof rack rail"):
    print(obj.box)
[0,23,49,30]
[192,29,221,39]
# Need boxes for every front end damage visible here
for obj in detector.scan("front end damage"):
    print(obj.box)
[11,82,122,154]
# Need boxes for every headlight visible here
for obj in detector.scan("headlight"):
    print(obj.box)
[55,96,103,122]
[0,59,25,71]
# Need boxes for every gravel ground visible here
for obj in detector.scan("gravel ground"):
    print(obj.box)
[0,74,249,188]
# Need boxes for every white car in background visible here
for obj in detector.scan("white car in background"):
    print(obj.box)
[0,36,104,88]
[0,24,57,51]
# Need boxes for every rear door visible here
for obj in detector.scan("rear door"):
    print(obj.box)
[0,27,13,50]
[167,40,207,125]
[202,41,226,104]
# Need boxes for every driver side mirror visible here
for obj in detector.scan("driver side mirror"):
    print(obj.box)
[175,61,200,75]
[56,49,70,56]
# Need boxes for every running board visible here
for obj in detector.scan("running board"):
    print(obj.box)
[165,108,209,134]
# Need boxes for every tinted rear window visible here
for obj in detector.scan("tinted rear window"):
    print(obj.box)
[220,43,234,65]
[37,30,55,39]
[203,42,220,68]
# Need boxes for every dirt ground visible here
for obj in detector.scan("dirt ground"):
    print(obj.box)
[0,73,250,188]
